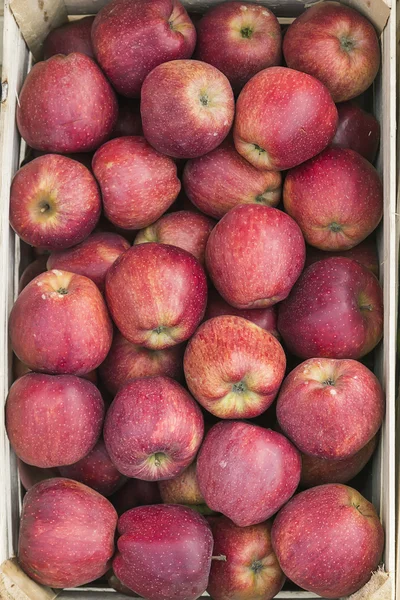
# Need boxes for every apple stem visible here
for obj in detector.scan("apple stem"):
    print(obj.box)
[212,555,227,562]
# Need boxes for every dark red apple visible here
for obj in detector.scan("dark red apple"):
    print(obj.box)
[111,479,162,516]
[141,59,235,159]
[43,16,95,59]
[183,142,282,218]
[305,236,379,277]
[17,53,117,153]
[234,67,338,170]
[92,136,181,229]
[92,0,196,98]
[283,3,380,102]
[331,101,380,162]
[283,148,383,251]
[10,155,101,250]
[205,204,305,309]
[197,421,301,526]
[18,478,117,588]
[19,255,48,291]
[47,232,130,292]
[158,461,205,508]
[10,269,113,374]
[112,97,142,137]
[18,459,59,491]
[105,243,207,349]
[278,257,383,359]
[208,516,285,600]
[271,484,384,597]
[104,376,204,480]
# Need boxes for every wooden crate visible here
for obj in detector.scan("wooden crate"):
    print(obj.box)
[0,1,397,598]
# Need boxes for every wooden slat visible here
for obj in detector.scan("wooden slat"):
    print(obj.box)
[0,558,60,600]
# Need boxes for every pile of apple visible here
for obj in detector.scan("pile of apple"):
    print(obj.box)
[6,0,386,599]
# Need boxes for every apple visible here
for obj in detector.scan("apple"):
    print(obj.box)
[331,101,380,162]
[47,232,130,292]
[278,257,383,359]
[276,358,384,460]
[43,16,95,59]
[105,243,207,349]
[10,155,101,250]
[205,205,305,309]
[197,421,301,526]
[233,66,338,170]
[17,53,118,153]
[10,269,113,375]
[134,210,215,265]
[92,0,196,98]
[113,504,213,600]
[18,459,59,491]
[19,255,48,291]
[59,438,127,496]
[99,330,184,395]
[92,136,181,230]
[283,3,380,102]
[305,236,379,277]
[183,141,282,219]
[110,479,162,516]
[283,148,383,251]
[104,376,204,480]
[158,460,205,508]
[112,97,142,137]
[141,59,235,159]
[18,478,117,588]
[6,373,104,468]
[300,435,378,489]
[184,316,286,419]
[207,516,285,600]
[271,484,384,597]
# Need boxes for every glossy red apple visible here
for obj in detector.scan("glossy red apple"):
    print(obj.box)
[331,101,380,162]
[208,516,285,600]
[104,376,204,480]
[105,243,207,349]
[111,479,162,516]
[278,257,383,359]
[158,461,205,508]
[18,478,117,588]
[47,232,130,292]
[10,270,113,374]
[206,205,305,309]
[141,59,234,159]
[184,316,286,419]
[234,67,338,170]
[112,97,142,137]
[283,3,380,102]
[271,484,384,597]
[17,53,117,153]
[10,155,101,250]
[283,148,383,251]
[19,255,48,291]
[113,505,213,600]
[305,236,379,277]
[18,460,59,491]
[92,0,196,98]
[92,136,180,230]
[197,421,301,526]
[183,142,282,219]
[43,16,95,59]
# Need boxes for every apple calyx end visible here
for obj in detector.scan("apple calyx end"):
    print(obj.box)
[339,36,356,53]
[250,559,264,574]
[240,26,253,39]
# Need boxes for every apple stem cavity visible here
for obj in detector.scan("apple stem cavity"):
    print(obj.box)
[211,555,227,562]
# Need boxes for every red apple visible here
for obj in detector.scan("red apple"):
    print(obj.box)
[208,516,285,600]
[276,358,384,460]
[158,461,205,507]
[92,0,196,98]
[331,101,380,162]
[278,257,383,359]
[111,479,162,516]
[43,16,95,59]
[99,330,184,395]
[104,376,204,480]
[206,205,305,309]
[234,66,338,170]
[10,155,101,250]
[305,236,379,277]
[195,2,281,93]
[283,3,380,102]
[18,459,59,491]
[283,148,383,251]
[18,478,117,588]
[184,316,286,419]
[113,505,213,600]
[47,232,130,292]
[112,97,142,137]
[197,421,301,526]
[141,59,234,159]
[17,53,117,153]
[183,142,282,219]
[10,269,113,374]
[19,255,48,291]
[105,243,207,349]
[134,211,215,265]
[6,373,104,468]
[271,484,384,597]
[92,136,181,230]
